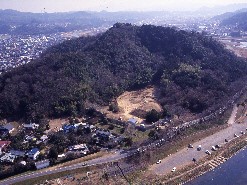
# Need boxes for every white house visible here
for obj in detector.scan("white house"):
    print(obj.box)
[0,153,15,163]
[35,159,50,170]
[40,135,48,142]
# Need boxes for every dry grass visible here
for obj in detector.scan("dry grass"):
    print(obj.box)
[101,87,162,123]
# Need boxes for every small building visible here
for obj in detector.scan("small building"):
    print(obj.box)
[0,141,11,155]
[10,150,26,158]
[68,144,89,154]
[20,161,27,166]
[35,159,50,170]
[2,123,15,134]
[127,118,138,125]
[96,130,111,138]
[62,124,75,133]
[40,135,48,142]
[23,123,39,130]
[74,122,87,128]
[0,153,15,163]
[27,148,40,160]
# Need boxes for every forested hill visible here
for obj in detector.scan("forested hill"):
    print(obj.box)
[221,11,247,31]
[0,23,247,120]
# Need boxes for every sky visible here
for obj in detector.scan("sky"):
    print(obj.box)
[0,0,247,13]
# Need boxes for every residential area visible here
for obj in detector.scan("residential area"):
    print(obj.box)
[0,107,157,179]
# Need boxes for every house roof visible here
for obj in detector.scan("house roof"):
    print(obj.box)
[128,118,138,124]
[28,148,39,155]
[35,159,50,166]
[10,150,26,156]
[40,135,48,140]
[0,141,11,148]
[2,123,14,131]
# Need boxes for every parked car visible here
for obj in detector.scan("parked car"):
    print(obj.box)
[197,145,202,151]
[234,134,239,138]
[225,139,228,142]
[205,150,211,155]
[188,144,193,148]
[211,146,216,151]
[156,160,161,164]
[215,144,221,148]
[171,167,176,172]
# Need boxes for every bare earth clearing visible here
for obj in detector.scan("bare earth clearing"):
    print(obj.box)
[102,87,162,123]
[48,118,68,132]
[220,37,247,58]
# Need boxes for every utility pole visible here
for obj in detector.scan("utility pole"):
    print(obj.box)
[114,162,131,185]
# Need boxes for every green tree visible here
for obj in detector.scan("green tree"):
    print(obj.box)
[146,109,160,123]
[48,147,58,160]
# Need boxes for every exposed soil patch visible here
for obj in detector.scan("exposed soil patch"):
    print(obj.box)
[48,118,68,132]
[220,37,247,58]
[102,87,162,123]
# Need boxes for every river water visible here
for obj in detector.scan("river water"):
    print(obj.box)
[187,148,247,185]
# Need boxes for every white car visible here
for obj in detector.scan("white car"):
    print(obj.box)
[197,145,202,151]
[156,160,161,164]
[211,146,216,151]
[205,150,211,155]
[171,167,176,172]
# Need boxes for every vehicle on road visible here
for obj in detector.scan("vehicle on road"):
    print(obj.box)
[215,144,221,148]
[212,146,216,151]
[205,150,211,155]
[234,134,239,138]
[156,160,161,164]
[225,139,228,142]
[192,158,196,162]
[197,145,202,151]
[188,144,193,148]
[171,167,176,172]
[82,162,87,166]
[241,131,245,135]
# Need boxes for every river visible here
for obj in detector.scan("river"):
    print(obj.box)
[187,147,247,185]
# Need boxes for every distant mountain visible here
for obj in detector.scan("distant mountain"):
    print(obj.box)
[220,11,247,31]
[0,23,246,119]
[0,9,173,35]
[0,9,103,35]
[195,3,247,16]
[212,8,247,21]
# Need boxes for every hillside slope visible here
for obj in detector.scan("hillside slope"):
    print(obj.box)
[221,11,247,31]
[0,23,246,119]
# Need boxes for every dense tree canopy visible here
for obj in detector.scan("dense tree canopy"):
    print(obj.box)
[0,23,246,119]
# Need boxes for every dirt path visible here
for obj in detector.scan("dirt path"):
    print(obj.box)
[149,105,247,175]
[228,104,238,125]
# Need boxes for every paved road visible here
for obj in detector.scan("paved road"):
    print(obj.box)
[150,106,247,175]
[0,150,130,185]
[0,105,243,184]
